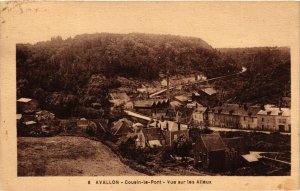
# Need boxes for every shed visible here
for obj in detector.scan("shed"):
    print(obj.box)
[194,133,226,171]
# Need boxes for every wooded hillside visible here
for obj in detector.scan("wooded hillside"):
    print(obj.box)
[16,33,239,117]
[16,33,290,117]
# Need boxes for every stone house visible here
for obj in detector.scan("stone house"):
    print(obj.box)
[257,107,291,132]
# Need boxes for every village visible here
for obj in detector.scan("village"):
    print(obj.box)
[17,70,291,176]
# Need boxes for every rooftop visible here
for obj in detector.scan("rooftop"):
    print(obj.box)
[257,107,290,117]
[200,133,226,152]
[17,98,32,103]
[174,95,190,102]
[201,87,217,95]
[23,121,37,125]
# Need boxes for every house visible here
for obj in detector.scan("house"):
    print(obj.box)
[208,104,243,128]
[174,95,191,105]
[200,87,217,97]
[208,104,262,130]
[194,133,226,171]
[239,105,261,129]
[77,118,89,132]
[175,107,194,124]
[133,99,169,115]
[132,122,144,133]
[17,98,39,113]
[257,107,291,132]
[77,118,88,127]
[187,101,202,109]
[136,128,166,148]
[23,120,37,131]
[163,129,189,146]
[108,92,130,107]
[111,118,133,136]
[152,108,176,121]
[194,87,218,106]
[192,106,208,127]
[149,120,188,132]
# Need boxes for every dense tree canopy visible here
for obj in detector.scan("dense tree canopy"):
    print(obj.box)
[16,33,290,117]
[216,47,290,104]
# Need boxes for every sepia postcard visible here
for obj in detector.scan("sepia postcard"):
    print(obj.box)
[0,1,299,191]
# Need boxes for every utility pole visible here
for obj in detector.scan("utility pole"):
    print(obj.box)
[166,69,170,99]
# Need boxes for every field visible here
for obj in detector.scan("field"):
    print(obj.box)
[17,136,144,176]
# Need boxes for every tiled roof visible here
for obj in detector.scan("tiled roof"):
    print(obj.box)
[200,133,226,152]
[257,107,290,117]
[209,104,253,116]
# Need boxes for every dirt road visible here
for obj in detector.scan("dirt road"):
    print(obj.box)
[17,136,145,176]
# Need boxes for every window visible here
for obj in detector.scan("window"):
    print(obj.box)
[244,116,246,121]
[262,118,264,122]
[174,134,178,141]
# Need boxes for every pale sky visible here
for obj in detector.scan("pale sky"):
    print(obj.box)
[1,2,299,48]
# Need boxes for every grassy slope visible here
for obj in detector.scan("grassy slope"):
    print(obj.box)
[17,136,144,176]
